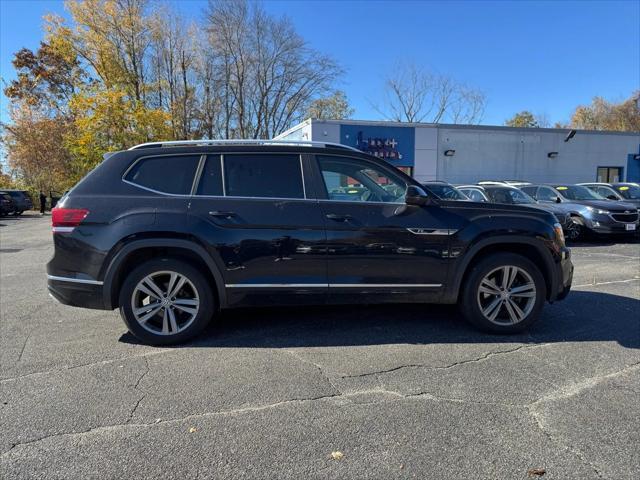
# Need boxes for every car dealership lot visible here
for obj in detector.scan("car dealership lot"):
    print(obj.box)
[1,214,639,479]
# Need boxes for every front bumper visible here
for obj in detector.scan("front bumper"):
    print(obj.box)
[550,247,573,302]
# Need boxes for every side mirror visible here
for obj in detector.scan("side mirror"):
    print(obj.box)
[606,195,619,201]
[405,185,435,206]
[555,196,562,203]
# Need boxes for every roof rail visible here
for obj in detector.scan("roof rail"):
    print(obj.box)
[128,139,362,153]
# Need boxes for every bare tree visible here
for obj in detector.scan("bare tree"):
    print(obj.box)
[204,0,342,138]
[373,62,486,124]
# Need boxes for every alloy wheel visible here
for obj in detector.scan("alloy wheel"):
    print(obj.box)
[476,265,536,326]
[131,270,200,335]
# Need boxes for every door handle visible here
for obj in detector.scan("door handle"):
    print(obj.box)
[325,213,352,222]
[209,211,236,219]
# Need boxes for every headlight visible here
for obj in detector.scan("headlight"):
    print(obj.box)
[553,222,565,246]
[585,206,610,215]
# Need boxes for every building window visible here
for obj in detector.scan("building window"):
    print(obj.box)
[597,167,623,183]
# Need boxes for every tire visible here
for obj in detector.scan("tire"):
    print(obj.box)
[119,258,215,345]
[565,216,584,241]
[459,253,547,334]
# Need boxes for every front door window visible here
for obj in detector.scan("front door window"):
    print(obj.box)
[317,156,408,203]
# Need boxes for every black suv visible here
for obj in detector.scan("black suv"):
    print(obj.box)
[47,141,573,344]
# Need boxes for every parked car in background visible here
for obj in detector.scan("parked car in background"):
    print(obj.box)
[4,190,33,215]
[421,181,470,201]
[479,184,581,240]
[0,192,16,216]
[47,139,572,344]
[520,184,638,237]
[457,185,489,202]
[580,182,640,209]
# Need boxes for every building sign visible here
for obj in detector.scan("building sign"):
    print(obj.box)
[340,124,415,167]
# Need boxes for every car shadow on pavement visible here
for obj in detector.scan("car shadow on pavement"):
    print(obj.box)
[119,290,640,349]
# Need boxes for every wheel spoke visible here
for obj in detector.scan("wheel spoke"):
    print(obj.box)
[168,308,179,333]
[173,303,198,315]
[482,297,503,321]
[169,276,187,298]
[161,308,169,334]
[142,276,165,299]
[507,267,518,289]
[134,302,161,316]
[165,272,179,297]
[173,298,198,306]
[510,282,536,298]
[504,298,525,324]
[137,305,162,324]
[479,279,501,296]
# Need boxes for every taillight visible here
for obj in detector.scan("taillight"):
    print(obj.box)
[52,208,89,233]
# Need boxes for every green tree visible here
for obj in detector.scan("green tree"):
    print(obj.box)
[505,111,540,128]
[569,93,640,132]
[305,90,354,120]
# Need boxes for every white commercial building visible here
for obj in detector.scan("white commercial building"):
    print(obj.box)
[275,119,640,184]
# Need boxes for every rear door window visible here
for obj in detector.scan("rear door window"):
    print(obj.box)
[125,155,200,194]
[196,155,224,196]
[223,154,304,199]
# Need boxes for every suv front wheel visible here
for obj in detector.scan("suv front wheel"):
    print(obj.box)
[119,258,214,345]
[460,253,546,333]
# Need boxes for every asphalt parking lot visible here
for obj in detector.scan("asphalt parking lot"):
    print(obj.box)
[1,214,639,479]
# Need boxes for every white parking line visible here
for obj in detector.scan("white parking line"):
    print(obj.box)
[573,278,640,288]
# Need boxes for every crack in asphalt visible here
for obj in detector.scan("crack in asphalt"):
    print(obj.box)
[0,348,174,383]
[126,357,150,424]
[339,343,548,379]
[526,362,640,480]
[6,361,637,456]
[282,349,341,394]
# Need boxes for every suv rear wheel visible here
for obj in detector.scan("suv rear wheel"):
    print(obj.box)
[460,253,546,333]
[119,258,214,345]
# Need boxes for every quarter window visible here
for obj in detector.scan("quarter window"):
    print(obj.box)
[125,155,200,194]
[223,154,304,199]
[317,156,407,203]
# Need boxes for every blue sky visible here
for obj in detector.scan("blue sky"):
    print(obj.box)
[1,0,638,127]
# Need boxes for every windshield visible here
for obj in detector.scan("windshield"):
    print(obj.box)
[485,187,536,205]
[615,185,640,200]
[425,184,467,200]
[555,185,605,200]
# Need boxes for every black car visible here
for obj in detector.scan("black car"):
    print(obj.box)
[4,190,33,215]
[47,140,573,345]
[479,184,581,240]
[520,184,638,237]
[422,182,470,201]
[580,182,640,209]
[0,192,16,216]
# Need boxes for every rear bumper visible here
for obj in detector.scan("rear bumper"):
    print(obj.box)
[47,275,110,310]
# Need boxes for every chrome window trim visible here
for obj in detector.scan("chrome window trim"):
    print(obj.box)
[47,274,104,285]
[220,154,226,196]
[190,154,207,196]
